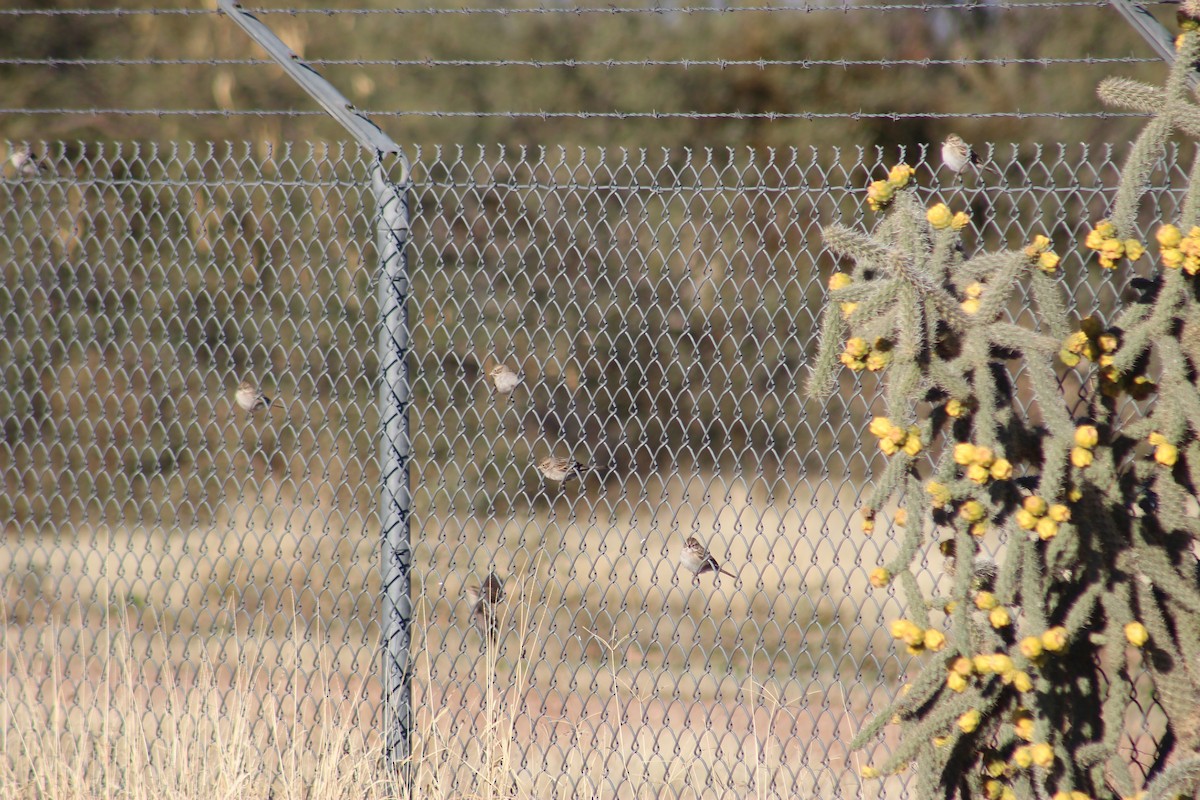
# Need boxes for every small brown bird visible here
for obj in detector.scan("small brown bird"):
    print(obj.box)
[680,536,737,583]
[235,379,279,414]
[465,584,499,647]
[481,571,505,604]
[488,364,521,395]
[939,539,998,591]
[941,134,1003,176]
[537,456,591,484]
[8,146,43,178]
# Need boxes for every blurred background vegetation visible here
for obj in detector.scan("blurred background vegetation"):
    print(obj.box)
[0,0,1177,795]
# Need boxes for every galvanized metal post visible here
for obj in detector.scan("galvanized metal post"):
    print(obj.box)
[373,159,414,768]
[216,0,415,768]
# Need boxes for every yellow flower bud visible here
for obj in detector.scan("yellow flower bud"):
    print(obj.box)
[840,301,858,318]
[1042,626,1068,652]
[927,203,953,230]
[1036,517,1059,541]
[1071,447,1094,468]
[1015,509,1039,530]
[1064,330,1089,354]
[1155,443,1179,466]
[879,438,900,456]
[1163,247,1185,268]
[926,481,951,508]
[972,447,995,467]
[1097,333,1119,353]
[964,282,985,299]
[1020,636,1044,659]
[885,425,907,446]
[924,629,947,651]
[869,567,891,588]
[865,349,892,372]
[1068,487,1083,502]
[888,163,914,186]
[1157,224,1182,248]
[946,671,968,692]
[946,398,966,417]
[958,709,981,734]
[867,180,892,206]
[903,434,923,456]
[829,272,853,291]
[839,353,866,371]
[1022,496,1048,517]
[1094,220,1116,238]
[1074,425,1099,449]
[1084,229,1107,250]
[975,591,998,610]
[1125,621,1149,647]
[970,521,989,537]
[967,464,991,484]
[973,654,993,673]
[954,442,978,465]
[951,656,973,677]
[951,211,971,231]
[1125,240,1145,261]
[1037,251,1060,272]
[1012,745,1033,769]
[988,653,1013,674]
[1048,504,1071,523]
[961,298,981,315]
[959,500,986,523]
[1025,234,1051,256]
[867,416,893,438]
[985,780,1005,800]
[860,765,880,779]
[1013,671,1033,692]
[989,607,1012,628]
[1013,716,1035,742]
[845,337,869,358]
[1148,431,1167,446]
[933,735,948,747]
[1101,238,1125,259]
[989,458,1013,481]
[1030,742,1054,768]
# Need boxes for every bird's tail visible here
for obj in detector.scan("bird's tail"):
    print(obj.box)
[719,566,738,579]
[984,162,1005,177]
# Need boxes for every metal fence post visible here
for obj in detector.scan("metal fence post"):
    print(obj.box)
[216,0,414,766]
[374,159,414,768]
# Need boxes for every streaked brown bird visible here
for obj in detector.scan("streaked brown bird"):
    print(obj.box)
[235,379,279,414]
[939,539,998,591]
[680,536,738,583]
[465,584,499,647]
[481,571,505,604]
[537,456,591,484]
[941,134,1002,176]
[488,364,521,395]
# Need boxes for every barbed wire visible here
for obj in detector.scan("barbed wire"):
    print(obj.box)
[0,56,1160,67]
[0,108,1152,119]
[0,0,1171,15]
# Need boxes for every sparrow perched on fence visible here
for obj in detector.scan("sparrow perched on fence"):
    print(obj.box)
[465,584,500,647]
[8,146,44,178]
[481,571,505,604]
[488,364,521,395]
[537,456,591,484]
[941,134,1002,176]
[679,536,738,583]
[939,539,998,592]
[235,379,279,414]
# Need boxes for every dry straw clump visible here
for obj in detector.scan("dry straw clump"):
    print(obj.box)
[809,29,1200,800]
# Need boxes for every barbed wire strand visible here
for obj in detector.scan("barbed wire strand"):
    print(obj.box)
[0,56,1160,67]
[0,108,1152,119]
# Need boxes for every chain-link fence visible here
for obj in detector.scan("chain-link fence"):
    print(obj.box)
[1,139,1171,797]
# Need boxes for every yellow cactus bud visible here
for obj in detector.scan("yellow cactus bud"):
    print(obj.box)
[1094,220,1116,238]
[1074,425,1099,449]
[879,438,900,456]
[970,521,989,537]
[972,447,995,467]
[867,417,893,438]
[989,607,1012,628]
[903,434,923,456]
[1036,517,1059,541]
[927,203,953,229]
[839,353,866,371]
[1158,224,1182,248]
[959,500,986,523]
[869,567,891,588]
[1148,431,1167,446]
[946,398,966,417]
[964,282,985,299]
[951,211,972,231]
[1030,742,1054,768]
[975,591,998,611]
[1084,229,1107,250]
[829,272,853,291]
[990,458,1013,481]
[1059,349,1081,367]
[1042,627,1068,652]
[860,765,880,779]
[1097,333,1119,353]
[840,301,858,318]
[1015,509,1039,530]
[924,629,947,651]
[1068,487,1083,502]
[954,442,978,465]
[894,508,907,528]
[1013,671,1033,692]
[1163,247,1185,268]
[1025,234,1051,256]
[1155,443,1179,466]
[1125,239,1145,261]
[1023,496,1048,517]
[1012,746,1033,769]
[1020,636,1044,659]
[961,298,981,315]
[867,180,892,207]
[985,780,1005,800]
[946,671,968,692]
[927,481,951,508]
[958,709,981,734]
[1048,504,1070,523]
[845,337,869,358]
[1037,251,1060,272]
[973,654,993,673]
[1013,716,1035,742]
[888,163,915,186]
[967,464,991,484]
[1125,621,1149,647]
[951,656,973,677]
[932,735,948,747]
[865,349,892,371]
[1071,447,1094,468]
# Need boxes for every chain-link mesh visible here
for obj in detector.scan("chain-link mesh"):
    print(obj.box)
[0,140,1176,797]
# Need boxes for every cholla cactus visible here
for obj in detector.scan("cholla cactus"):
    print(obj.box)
[810,34,1200,800]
